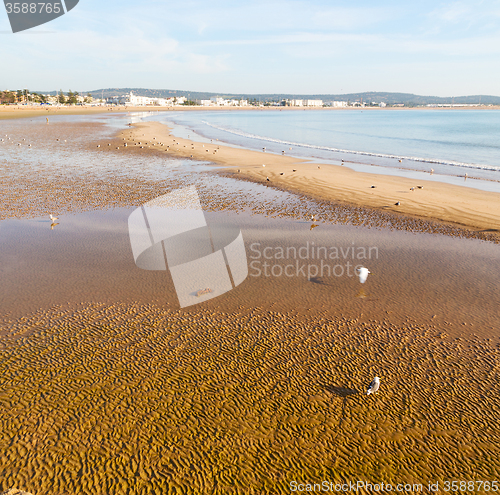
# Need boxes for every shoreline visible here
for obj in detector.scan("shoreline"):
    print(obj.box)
[1,104,500,121]
[120,121,500,237]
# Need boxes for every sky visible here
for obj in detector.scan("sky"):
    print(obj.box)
[1,0,500,96]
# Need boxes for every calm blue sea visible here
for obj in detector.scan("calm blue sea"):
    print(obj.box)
[149,109,500,184]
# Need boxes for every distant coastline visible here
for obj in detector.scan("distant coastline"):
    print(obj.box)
[2,104,500,121]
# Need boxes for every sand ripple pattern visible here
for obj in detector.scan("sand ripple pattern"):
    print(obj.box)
[0,121,498,242]
[0,303,498,494]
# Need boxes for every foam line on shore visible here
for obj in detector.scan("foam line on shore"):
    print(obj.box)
[120,121,500,237]
[200,120,500,173]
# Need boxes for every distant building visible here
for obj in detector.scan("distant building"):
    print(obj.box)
[205,97,247,106]
[210,97,227,106]
[330,101,348,108]
[379,102,387,107]
[115,92,187,106]
[305,99,323,107]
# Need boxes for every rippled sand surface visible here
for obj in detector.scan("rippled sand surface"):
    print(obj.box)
[1,303,499,494]
[0,115,499,494]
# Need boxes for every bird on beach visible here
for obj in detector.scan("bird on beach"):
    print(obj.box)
[410,187,415,191]
[262,164,266,167]
[430,168,434,175]
[357,267,370,284]
[395,201,400,206]
[310,224,318,230]
[49,214,58,222]
[366,377,380,395]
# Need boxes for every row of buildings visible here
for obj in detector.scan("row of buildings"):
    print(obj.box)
[106,92,187,106]
[1,90,399,108]
[198,97,249,106]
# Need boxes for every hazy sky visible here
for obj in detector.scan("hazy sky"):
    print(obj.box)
[1,0,500,96]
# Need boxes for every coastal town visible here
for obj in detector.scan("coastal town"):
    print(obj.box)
[1,89,491,108]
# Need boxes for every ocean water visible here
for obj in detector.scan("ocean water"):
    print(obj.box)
[150,109,500,185]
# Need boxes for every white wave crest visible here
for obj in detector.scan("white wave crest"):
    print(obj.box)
[200,120,500,173]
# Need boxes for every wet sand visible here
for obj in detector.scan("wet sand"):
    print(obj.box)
[0,115,499,494]
[122,121,500,237]
[0,302,499,494]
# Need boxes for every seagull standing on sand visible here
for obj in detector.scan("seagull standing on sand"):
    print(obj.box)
[357,267,370,284]
[366,377,380,395]
[49,214,59,222]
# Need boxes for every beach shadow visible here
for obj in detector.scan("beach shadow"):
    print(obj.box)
[323,384,359,398]
[309,277,334,287]
[321,384,359,434]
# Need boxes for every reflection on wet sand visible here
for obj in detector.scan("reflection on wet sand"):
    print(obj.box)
[0,115,499,493]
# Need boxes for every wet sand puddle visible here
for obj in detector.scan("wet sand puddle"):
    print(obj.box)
[0,115,499,494]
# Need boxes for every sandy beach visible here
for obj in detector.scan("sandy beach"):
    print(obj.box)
[122,121,500,237]
[2,104,500,122]
[0,113,499,494]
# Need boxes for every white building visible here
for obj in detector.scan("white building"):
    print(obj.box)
[330,101,348,107]
[125,92,186,106]
[207,96,248,106]
[210,97,227,106]
[305,99,323,107]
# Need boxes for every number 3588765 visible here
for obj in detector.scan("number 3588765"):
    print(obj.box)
[5,3,62,14]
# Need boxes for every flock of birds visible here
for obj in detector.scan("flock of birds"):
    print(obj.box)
[4,129,387,396]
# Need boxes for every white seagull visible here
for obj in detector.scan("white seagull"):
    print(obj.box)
[357,267,370,284]
[49,214,59,222]
[366,376,380,395]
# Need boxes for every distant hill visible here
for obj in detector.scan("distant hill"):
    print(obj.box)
[38,88,500,105]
